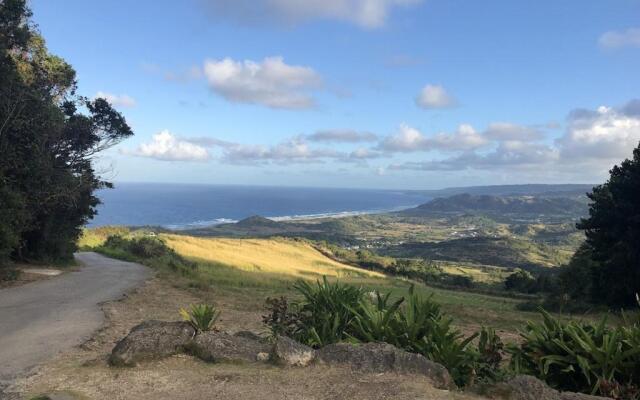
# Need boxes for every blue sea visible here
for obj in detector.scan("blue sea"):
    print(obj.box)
[90,183,431,229]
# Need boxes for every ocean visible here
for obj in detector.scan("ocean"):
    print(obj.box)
[90,183,431,229]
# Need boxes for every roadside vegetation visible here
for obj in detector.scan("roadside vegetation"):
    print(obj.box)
[0,0,133,280]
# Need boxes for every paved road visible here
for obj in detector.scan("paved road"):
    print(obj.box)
[0,252,150,384]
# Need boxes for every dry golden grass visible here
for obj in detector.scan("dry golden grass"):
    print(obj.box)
[161,234,384,280]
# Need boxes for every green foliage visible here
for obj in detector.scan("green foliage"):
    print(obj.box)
[293,277,365,347]
[262,296,301,337]
[263,279,504,387]
[508,310,640,398]
[574,141,640,308]
[0,0,133,265]
[0,267,21,281]
[99,235,197,276]
[180,304,220,332]
[505,269,536,293]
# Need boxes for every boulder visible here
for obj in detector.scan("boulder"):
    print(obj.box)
[271,335,316,367]
[487,375,609,400]
[186,331,270,363]
[109,320,195,367]
[316,342,453,389]
[234,330,268,343]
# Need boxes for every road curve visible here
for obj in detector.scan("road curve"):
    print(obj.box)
[0,252,150,383]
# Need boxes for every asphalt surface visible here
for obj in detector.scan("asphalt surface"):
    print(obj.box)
[0,252,150,386]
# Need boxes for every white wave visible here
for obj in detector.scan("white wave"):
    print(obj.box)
[163,205,417,230]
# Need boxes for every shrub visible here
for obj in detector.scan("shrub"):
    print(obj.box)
[180,304,220,332]
[293,276,365,347]
[508,310,640,398]
[264,279,503,387]
[0,267,21,281]
[262,296,301,338]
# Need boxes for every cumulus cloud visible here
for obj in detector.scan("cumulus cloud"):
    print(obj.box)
[598,28,640,49]
[557,101,640,162]
[201,0,423,28]
[94,91,136,108]
[220,138,340,164]
[483,122,544,142]
[380,123,487,152]
[388,99,640,175]
[415,84,456,109]
[123,130,209,162]
[203,57,322,109]
[389,142,559,171]
[306,129,378,143]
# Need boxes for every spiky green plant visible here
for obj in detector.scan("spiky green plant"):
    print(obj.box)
[293,276,364,347]
[508,310,640,397]
[180,304,220,332]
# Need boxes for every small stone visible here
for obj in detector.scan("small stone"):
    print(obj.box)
[271,335,316,367]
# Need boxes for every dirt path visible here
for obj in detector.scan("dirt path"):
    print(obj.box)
[0,252,150,387]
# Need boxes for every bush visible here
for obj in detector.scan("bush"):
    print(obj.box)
[263,279,504,387]
[508,310,640,398]
[293,277,365,347]
[100,235,197,275]
[180,304,220,332]
[0,267,21,281]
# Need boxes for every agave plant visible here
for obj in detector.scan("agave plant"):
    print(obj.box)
[508,309,640,397]
[180,303,220,332]
[293,276,364,347]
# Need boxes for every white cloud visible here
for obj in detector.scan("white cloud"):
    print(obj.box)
[598,28,640,49]
[557,102,640,162]
[306,129,378,143]
[380,123,487,152]
[389,99,640,175]
[94,91,136,108]
[124,130,209,162]
[221,138,341,164]
[390,142,559,171]
[201,0,423,28]
[415,84,456,109]
[203,57,322,109]
[483,122,544,142]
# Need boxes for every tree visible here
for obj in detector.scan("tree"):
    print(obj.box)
[575,141,640,307]
[0,0,133,266]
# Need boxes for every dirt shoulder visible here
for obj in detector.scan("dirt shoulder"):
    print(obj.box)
[10,277,481,400]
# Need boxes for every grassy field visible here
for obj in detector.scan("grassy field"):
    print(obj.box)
[161,234,384,280]
[81,227,542,334]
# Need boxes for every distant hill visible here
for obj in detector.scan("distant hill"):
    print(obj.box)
[403,193,588,217]
[234,215,283,229]
[382,236,569,270]
[410,184,594,198]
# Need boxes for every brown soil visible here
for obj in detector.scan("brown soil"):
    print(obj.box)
[11,277,482,400]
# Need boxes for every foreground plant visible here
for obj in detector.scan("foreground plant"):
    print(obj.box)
[180,304,220,332]
[508,310,640,398]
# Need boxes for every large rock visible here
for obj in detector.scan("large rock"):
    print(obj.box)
[316,342,454,389]
[271,335,316,367]
[109,320,195,367]
[186,331,270,363]
[487,375,609,400]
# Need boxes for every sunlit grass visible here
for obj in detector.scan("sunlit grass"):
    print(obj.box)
[161,234,384,280]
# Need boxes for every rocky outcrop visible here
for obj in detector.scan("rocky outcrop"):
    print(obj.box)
[185,331,270,363]
[487,375,609,400]
[316,342,454,389]
[271,335,316,367]
[109,320,195,367]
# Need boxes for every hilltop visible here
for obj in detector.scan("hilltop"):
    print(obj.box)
[403,193,587,218]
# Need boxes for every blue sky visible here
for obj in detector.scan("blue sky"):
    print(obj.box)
[31,0,640,189]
